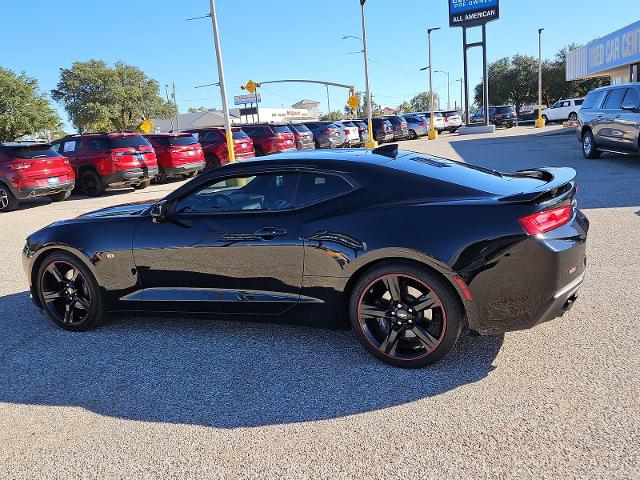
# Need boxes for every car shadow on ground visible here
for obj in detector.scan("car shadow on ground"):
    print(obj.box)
[446,131,640,210]
[0,291,503,429]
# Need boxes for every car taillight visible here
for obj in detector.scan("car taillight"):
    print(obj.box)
[322,129,336,134]
[9,163,31,170]
[420,122,427,126]
[518,205,573,235]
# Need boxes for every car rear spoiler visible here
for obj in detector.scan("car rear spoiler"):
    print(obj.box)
[499,167,577,204]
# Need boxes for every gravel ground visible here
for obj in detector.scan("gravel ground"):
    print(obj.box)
[0,126,638,479]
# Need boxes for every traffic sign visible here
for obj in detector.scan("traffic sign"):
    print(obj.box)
[347,95,361,110]
[139,119,153,134]
[243,80,258,94]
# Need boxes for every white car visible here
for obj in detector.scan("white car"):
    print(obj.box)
[542,98,584,124]
[440,110,463,132]
[419,112,446,132]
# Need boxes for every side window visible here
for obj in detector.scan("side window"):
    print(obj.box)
[203,131,223,142]
[295,172,354,207]
[174,173,299,214]
[50,142,61,153]
[581,91,604,110]
[574,99,584,106]
[603,89,626,110]
[62,139,81,154]
[88,138,110,151]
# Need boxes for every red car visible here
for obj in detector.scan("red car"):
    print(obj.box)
[144,133,206,183]
[238,124,296,156]
[184,128,255,168]
[0,142,75,212]
[51,132,158,197]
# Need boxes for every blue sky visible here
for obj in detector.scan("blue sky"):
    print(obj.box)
[0,0,630,128]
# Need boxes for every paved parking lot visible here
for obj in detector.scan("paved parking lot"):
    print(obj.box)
[1,126,638,479]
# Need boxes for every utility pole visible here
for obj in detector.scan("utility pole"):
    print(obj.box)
[172,83,179,132]
[360,0,377,148]
[427,27,440,140]
[535,28,545,128]
[435,70,450,110]
[207,0,234,161]
[326,84,331,118]
[456,78,463,113]
[164,84,175,131]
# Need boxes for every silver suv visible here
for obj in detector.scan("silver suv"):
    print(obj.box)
[578,84,640,159]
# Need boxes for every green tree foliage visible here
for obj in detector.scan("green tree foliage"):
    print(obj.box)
[0,67,62,142]
[188,106,208,113]
[396,101,412,113]
[350,91,384,117]
[320,111,344,121]
[409,91,441,112]
[474,46,609,112]
[52,60,175,132]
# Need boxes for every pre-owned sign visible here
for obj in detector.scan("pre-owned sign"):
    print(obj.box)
[449,0,499,28]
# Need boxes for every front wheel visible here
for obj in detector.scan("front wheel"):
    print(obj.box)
[36,252,104,331]
[582,130,601,159]
[0,184,19,212]
[349,263,463,368]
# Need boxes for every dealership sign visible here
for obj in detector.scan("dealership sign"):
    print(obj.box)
[449,0,499,28]
[234,93,261,105]
[586,20,640,75]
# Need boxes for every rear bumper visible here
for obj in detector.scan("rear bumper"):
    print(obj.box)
[526,273,583,329]
[12,180,75,200]
[296,142,316,150]
[102,166,159,187]
[163,161,206,176]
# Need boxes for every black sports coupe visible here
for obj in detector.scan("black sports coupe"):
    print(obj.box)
[22,146,588,368]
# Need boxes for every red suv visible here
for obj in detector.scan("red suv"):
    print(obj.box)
[0,142,75,212]
[185,128,255,169]
[238,124,296,156]
[51,132,158,197]
[144,133,205,183]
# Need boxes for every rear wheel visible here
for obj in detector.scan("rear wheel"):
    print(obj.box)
[80,170,105,197]
[542,115,548,125]
[154,167,168,184]
[183,170,198,179]
[349,262,463,368]
[254,146,265,157]
[408,129,417,140]
[582,130,601,159]
[48,191,71,202]
[205,153,220,170]
[0,184,19,212]
[36,252,104,331]
[133,180,151,190]
[314,141,321,149]
[568,112,578,122]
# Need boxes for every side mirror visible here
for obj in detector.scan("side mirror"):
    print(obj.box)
[150,200,168,223]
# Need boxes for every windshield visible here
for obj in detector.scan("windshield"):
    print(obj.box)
[2,145,61,159]
[109,135,151,149]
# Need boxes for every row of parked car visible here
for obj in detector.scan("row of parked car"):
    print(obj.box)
[0,110,465,212]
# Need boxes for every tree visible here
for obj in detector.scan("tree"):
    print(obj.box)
[0,67,61,142]
[351,91,384,117]
[396,101,412,113]
[410,91,440,112]
[320,111,344,121]
[188,106,208,113]
[52,60,175,132]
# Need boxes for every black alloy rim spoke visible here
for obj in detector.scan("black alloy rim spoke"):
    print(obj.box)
[412,292,439,312]
[382,276,402,303]
[360,303,392,320]
[380,328,400,355]
[42,289,64,304]
[411,324,438,350]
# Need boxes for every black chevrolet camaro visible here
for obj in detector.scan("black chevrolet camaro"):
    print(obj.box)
[22,146,588,368]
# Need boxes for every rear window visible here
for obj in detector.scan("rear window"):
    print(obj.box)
[233,129,250,140]
[290,124,311,133]
[272,125,291,134]
[495,106,515,114]
[109,135,151,149]
[581,90,605,110]
[574,99,584,106]
[295,172,354,206]
[2,145,61,159]
[603,89,626,110]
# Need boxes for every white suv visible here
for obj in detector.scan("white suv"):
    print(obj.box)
[542,98,584,124]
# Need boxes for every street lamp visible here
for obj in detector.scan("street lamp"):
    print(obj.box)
[536,28,545,128]
[427,27,441,140]
[358,1,377,148]
[435,70,450,110]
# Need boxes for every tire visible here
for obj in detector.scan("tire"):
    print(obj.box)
[80,170,105,197]
[542,115,548,125]
[349,262,463,368]
[183,170,198,179]
[0,183,19,212]
[205,153,220,170]
[254,147,266,157]
[408,130,417,140]
[314,141,321,149]
[582,129,601,159]
[48,191,71,202]
[154,167,168,184]
[133,180,151,190]
[36,251,105,331]
[568,112,578,122]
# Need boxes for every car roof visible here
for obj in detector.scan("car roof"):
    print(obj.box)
[0,141,51,147]
[145,132,193,137]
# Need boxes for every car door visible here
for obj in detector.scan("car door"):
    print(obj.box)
[616,87,640,152]
[132,170,304,314]
[596,88,627,149]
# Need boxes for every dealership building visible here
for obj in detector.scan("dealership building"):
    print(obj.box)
[566,20,640,84]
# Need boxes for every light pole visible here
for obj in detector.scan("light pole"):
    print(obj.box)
[326,84,331,117]
[164,84,175,131]
[359,0,377,148]
[207,0,235,161]
[435,70,450,110]
[427,27,440,140]
[536,28,545,128]
[456,78,463,113]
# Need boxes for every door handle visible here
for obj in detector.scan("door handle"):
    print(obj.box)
[254,227,287,239]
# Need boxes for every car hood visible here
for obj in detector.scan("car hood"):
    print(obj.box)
[79,200,158,218]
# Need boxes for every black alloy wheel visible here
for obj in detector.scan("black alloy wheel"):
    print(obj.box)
[350,263,462,368]
[81,170,105,197]
[0,184,19,212]
[37,253,103,331]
